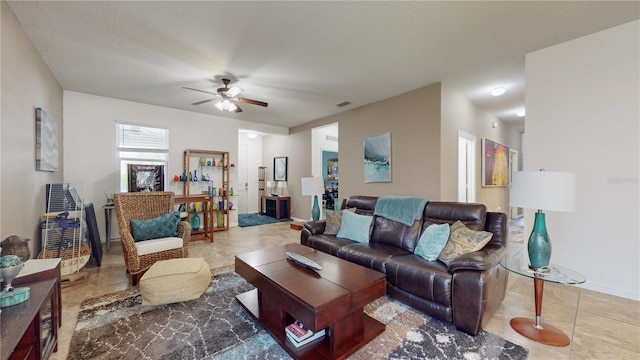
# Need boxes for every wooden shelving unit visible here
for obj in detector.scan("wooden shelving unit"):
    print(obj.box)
[178,149,232,242]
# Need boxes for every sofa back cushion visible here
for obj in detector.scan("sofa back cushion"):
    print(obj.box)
[423,202,486,232]
[342,196,377,216]
[370,216,422,252]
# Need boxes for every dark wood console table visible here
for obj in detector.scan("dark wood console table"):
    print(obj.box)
[1,259,62,360]
[261,196,290,220]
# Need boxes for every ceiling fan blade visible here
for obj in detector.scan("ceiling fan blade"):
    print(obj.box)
[182,87,218,96]
[226,86,243,98]
[192,98,216,106]
[237,97,268,107]
[234,105,243,113]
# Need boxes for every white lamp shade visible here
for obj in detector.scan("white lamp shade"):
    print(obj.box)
[510,171,576,212]
[266,181,273,188]
[278,181,287,188]
[301,177,324,196]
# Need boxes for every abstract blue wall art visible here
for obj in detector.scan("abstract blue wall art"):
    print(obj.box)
[35,108,59,172]
[363,132,391,183]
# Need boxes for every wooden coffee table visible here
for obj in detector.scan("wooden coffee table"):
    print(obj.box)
[235,243,386,360]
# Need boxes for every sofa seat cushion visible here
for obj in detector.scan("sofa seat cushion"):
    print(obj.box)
[385,254,452,307]
[139,258,211,305]
[135,236,183,256]
[306,235,355,256]
[337,242,410,273]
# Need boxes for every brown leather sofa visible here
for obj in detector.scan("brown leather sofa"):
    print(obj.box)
[300,195,508,335]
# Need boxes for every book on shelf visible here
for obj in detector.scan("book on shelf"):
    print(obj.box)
[285,320,313,341]
[286,328,326,348]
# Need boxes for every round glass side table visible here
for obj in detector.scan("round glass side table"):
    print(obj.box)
[500,256,586,346]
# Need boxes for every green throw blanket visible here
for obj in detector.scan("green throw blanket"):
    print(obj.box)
[374,196,428,226]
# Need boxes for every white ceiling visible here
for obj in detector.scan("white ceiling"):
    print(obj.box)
[7,1,639,129]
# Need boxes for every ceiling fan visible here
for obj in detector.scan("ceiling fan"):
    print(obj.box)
[182,78,268,113]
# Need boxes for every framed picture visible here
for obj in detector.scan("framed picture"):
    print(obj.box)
[35,108,59,171]
[323,151,338,181]
[363,132,391,183]
[273,156,288,181]
[128,164,165,192]
[482,138,510,187]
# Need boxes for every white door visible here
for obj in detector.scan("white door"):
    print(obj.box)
[457,131,476,202]
[237,144,249,214]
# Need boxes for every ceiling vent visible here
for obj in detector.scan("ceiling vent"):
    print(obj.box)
[325,135,338,142]
[336,101,351,107]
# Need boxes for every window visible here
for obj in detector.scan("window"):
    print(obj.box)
[116,123,169,192]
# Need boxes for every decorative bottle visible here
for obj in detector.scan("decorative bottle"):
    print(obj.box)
[190,214,200,231]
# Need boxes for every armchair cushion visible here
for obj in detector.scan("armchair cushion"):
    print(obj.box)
[131,211,181,241]
[135,236,184,256]
[438,221,493,265]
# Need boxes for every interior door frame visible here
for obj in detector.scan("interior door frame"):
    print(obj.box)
[457,131,476,203]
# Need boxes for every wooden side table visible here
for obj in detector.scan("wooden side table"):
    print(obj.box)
[2,258,62,360]
[262,196,290,220]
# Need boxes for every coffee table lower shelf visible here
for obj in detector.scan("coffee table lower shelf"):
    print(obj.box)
[236,288,385,360]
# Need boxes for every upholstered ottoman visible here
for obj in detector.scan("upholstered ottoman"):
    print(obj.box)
[139,258,211,306]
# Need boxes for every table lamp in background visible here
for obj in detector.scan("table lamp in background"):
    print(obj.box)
[301,177,325,221]
[509,169,576,270]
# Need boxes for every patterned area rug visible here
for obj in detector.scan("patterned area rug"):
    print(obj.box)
[238,213,292,227]
[69,271,528,360]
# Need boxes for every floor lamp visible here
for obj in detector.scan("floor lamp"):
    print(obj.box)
[509,169,576,270]
[301,177,324,221]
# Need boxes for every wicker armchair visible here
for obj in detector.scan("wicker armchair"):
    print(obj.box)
[113,192,190,285]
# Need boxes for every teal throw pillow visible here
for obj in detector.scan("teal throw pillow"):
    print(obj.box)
[415,223,450,261]
[336,210,372,243]
[131,211,181,242]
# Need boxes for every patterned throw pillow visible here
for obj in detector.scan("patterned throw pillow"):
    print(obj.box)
[336,210,373,243]
[414,223,450,261]
[437,220,493,265]
[323,208,356,235]
[131,212,181,242]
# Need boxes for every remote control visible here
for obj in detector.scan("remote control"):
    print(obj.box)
[286,252,322,270]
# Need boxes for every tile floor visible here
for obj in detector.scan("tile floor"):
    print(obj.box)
[50,222,639,360]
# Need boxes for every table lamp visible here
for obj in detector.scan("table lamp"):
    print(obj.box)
[301,177,324,221]
[509,169,576,270]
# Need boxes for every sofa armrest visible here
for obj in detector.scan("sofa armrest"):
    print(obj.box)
[303,220,327,235]
[447,244,505,272]
[301,220,326,247]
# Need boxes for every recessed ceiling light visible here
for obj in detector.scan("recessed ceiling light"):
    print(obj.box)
[517,110,526,117]
[491,87,506,96]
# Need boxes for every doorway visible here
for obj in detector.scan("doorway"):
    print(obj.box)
[509,149,521,219]
[457,131,476,203]
[237,143,249,215]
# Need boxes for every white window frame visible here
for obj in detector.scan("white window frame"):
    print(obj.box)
[116,123,169,192]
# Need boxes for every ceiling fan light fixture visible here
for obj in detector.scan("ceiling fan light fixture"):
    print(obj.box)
[214,101,224,111]
[491,87,506,96]
[227,101,238,112]
[227,87,242,98]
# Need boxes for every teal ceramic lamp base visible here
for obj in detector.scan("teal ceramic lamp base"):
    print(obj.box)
[528,211,551,270]
[311,195,320,221]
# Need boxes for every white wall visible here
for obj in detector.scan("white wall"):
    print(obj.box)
[1,2,64,256]
[63,91,286,242]
[525,20,639,300]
